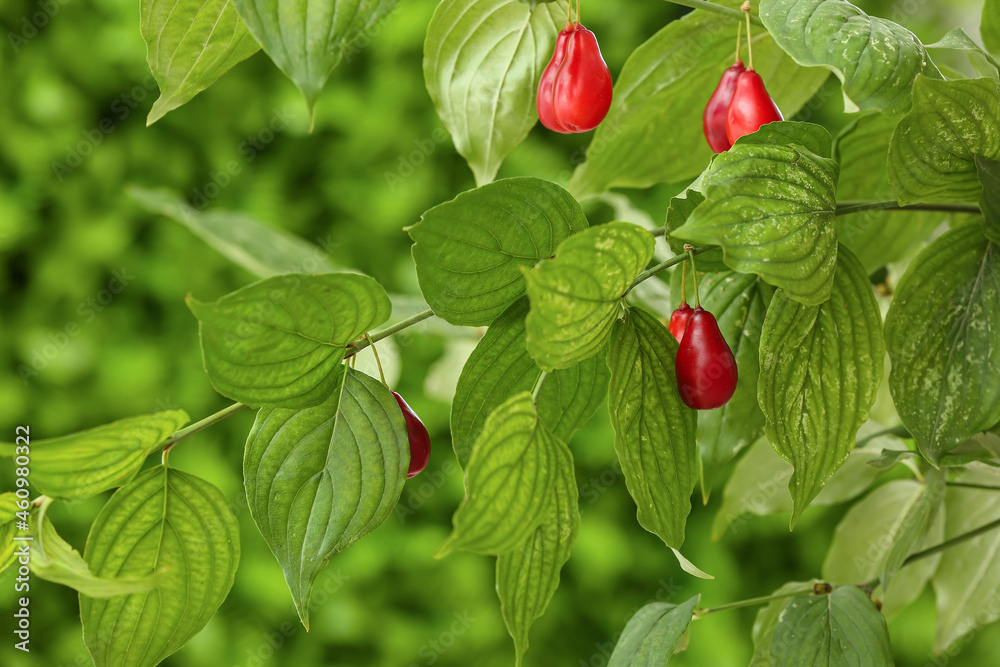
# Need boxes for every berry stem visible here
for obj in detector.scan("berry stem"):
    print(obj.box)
[742,2,754,70]
[734,20,743,65]
[662,0,763,25]
[681,261,688,304]
[365,333,389,388]
[685,245,701,307]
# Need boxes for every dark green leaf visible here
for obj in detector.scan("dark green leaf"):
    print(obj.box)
[607,595,700,667]
[977,155,1000,244]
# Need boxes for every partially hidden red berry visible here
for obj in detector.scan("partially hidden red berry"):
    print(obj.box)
[392,391,431,478]
[668,301,693,342]
[537,23,613,134]
[675,307,738,410]
[703,60,745,153]
[725,69,783,146]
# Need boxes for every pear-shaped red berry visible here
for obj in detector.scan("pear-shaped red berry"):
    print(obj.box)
[537,23,613,134]
[675,307,738,410]
[668,301,693,342]
[725,69,783,145]
[703,60,745,153]
[392,391,431,478]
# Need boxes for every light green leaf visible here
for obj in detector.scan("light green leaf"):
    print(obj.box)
[985,0,1000,55]
[524,222,654,371]
[926,28,1000,78]
[409,177,588,326]
[879,470,945,590]
[81,466,240,667]
[187,272,391,409]
[0,411,189,500]
[750,582,820,666]
[566,5,829,198]
[607,307,697,551]
[128,186,337,278]
[768,586,894,666]
[889,76,1000,206]
[884,225,1000,464]
[245,367,408,628]
[671,122,839,306]
[759,0,940,115]
[607,595,700,667]
[758,246,885,526]
[232,0,398,118]
[665,189,726,273]
[497,430,578,666]
[0,493,21,574]
[424,0,565,185]
[451,297,608,467]
[977,155,1000,244]
[141,0,259,125]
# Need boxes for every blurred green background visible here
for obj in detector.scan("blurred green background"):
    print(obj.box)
[0,0,997,665]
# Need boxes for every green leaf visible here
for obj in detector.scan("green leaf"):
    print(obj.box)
[141,0,259,125]
[0,411,189,500]
[884,225,1000,464]
[524,222,654,371]
[496,429,579,666]
[665,189,726,273]
[81,466,240,667]
[888,76,1000,206]
[759,0,940,115]
[128,186,337,278]
[423,0,565,185]
[440,392,564,556]
[451,297,608,467]
[231,0,398,118]
[879,470,945,590]
[758,246,885,526]
[606,307,697,550]
[244,367,408,628]
[926,28,1000,79]
[409,177,588,326]
[187,272,391,409]
[750,582,820,666]
[671,122,839,306]
[985,0,1000,55]
[607,595,700,667]
[0,493,21,574]
[977,155,1000,244]
[768,586,894,666]
[566,5,829,198]
[834,113,944,273]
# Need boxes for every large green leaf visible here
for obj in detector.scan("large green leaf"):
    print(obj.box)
[985,0,1000,55]
[440,392,564,556]
[566,4,829,198]
[81,466,240,667]
[424,0,565,185]
[888,77,1000,206]
[607,595,700,667]
[671,122,839,306]
[607,307,697,551]
[977,155,1000,244]
[141,0,259,125]
[884,225,1000,464]
[750,582,820,665]
[759,0,940,115]
[409,177,588,326]
[450,297,608,467]
[496,429,578,666]
[524,222,653,371]
[0,493,21,574]
[758,246,884,526]
[0,410,189,500]
[187,272,391,409]
[244,367,408,628]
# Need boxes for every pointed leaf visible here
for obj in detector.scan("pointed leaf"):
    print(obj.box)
[607,595,700,667]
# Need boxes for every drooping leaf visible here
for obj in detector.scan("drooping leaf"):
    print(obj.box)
[524,222,654,371]
[926,28,1000,79]
[187,272,391,409]
[759,0,941,115]
[424,0,566,185]
[607,595,700,667]
[977,155,1000,244]
[758,246,884,526]
[451,297,608,467]
[0,410,189,500]
[141,0,260,124]
[409,177,588,326]
[671,122,839,306]
[0,493,21,574]
[244,367,408,628]
[884,225,1000,464]
[81,466,240,667]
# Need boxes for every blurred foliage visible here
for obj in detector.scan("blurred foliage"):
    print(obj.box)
[0,0,997,665]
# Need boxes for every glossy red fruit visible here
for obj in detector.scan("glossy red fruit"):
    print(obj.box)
[537,23,613,134]
[703,60,745,153]
[675,307,738,410]
[392,391,431,478]
[668,302,693,342]
[726,69,783,145]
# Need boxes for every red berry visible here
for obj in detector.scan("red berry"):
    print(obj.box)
[703,60,745,153]
[537,23,613,134]
[668,301,693,342]
[675,307,738,410]
[725,69,783,146]
[392,391,431,478]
